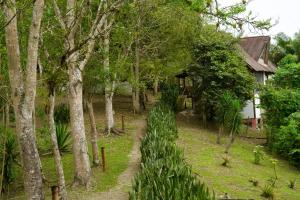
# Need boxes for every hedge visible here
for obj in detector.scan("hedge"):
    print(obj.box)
[129,102,214,200]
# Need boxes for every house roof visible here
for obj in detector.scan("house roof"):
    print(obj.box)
[239,36,276,73]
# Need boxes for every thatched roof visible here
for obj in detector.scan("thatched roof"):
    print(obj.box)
[239,36,276,73]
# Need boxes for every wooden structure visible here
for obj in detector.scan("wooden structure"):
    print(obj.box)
[175,71,195,109]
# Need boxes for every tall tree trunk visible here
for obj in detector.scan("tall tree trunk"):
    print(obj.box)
[103,16,115,133]
[217,125,223,144]
[131,2,141,114]
[86,96,100,166]
[224,131,235,154]
[66,0,92,187]
[68,64,92,186]
[48,90,68,200]
[3,0,45,199]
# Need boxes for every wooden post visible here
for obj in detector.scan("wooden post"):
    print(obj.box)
[51,186,59,200]
[121,115,125,131]
[101,147,106,172]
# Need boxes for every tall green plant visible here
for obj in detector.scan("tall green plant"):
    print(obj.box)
[224,98,243,154]
[215,92,234,144]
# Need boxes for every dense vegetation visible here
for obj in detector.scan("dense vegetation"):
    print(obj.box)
[261,49,300,166]
[130,88,213,200]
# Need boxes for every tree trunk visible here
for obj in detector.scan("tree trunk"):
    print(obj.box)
[65,0,92,187]
[105,92,115,133]
[225,131,235,154]
[217,125,223,144]
[68,65,92,187]
[48,90,68,200]
[132,87,140,114]
[86,96,100,166]
[103,16,115,133]
[3,0,45,199]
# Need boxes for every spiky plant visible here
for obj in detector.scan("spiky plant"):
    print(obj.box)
[216,92,234,144]
[55,123,71,154]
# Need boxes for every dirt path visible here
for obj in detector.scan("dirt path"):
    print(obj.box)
[83,118,146,200]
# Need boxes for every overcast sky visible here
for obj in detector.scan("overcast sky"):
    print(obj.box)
[221,0,300,38]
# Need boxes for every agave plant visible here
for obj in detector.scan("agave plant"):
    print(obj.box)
[130,100,214,200]
[55,123,71,154]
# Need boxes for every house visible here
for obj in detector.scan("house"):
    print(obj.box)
[175,36,276,128]
[239,36,276,128]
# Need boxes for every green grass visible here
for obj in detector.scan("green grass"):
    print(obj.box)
[177,123,300,200]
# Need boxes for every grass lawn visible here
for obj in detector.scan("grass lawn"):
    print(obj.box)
[6,95,143,199]
[177,119,300,200]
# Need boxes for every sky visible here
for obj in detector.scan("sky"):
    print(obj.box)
[221,0,300,38]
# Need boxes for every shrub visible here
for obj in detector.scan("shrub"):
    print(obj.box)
[221,155,230,167]
[160,83,179,111]
[54,103,70,124]
[249,177,259,187]
[253,145,265,165]
[129,102,214,200]
[261,184,275,199]
[288,179,296,189]
[56,124,71,154]
[0,126,19,192]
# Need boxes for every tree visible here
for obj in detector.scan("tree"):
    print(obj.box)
[190,26,254,121]
[2,0,45,199]
[50,0,123,186]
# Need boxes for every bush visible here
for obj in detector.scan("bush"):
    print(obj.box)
[129,102,214,200]
[268,112,300,166]
[54,103,70,124]
[0,126,19,192]
[253,145,265,165]
[261,184,275,199]
[160,83,179,111]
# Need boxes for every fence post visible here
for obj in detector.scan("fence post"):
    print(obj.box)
[51,186,59,200]
[101,147,106,172]
[121,115,125,131]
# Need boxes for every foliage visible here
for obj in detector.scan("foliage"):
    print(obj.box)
[55,124,71,154]
[0,126,19,192]
[273,55,300,89]
[226,97,243,134]
[273,114,300,166]
[288,179,296,189]
[160,83,180,111]
[221,155,230,167]
[215,92,233,127]
[253,145,265,165]
[190,27,254,119]
[260,88,300,129]
[261,184,275,200]
[270,32,300,65]
[249,177,259,187]
[54,103,70,124]
[129,101,214,200]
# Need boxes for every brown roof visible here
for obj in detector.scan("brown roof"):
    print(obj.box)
[239,36,276,73]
